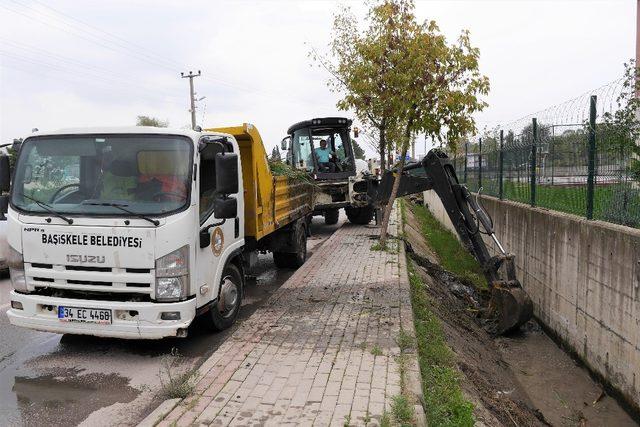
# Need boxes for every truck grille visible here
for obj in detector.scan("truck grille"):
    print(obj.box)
[25,262,155,298]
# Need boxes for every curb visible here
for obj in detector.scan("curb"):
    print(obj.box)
[397,205,428,427]
[137,398,181,427]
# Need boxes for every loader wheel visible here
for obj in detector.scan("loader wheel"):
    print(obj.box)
[345,206,374,225]
[324,209,340,225]
[273,223,307,269]
[203,264,243,332]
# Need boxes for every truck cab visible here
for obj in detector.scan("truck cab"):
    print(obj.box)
[1,127,251,339]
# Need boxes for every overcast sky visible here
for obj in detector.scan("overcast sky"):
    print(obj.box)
[0,0,635,157]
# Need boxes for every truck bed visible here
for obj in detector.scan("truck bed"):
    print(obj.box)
[207,124,313,241]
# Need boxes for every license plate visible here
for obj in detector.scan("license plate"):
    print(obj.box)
[58,306,112,324]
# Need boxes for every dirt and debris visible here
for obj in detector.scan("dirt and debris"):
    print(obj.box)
[403,205,638,427]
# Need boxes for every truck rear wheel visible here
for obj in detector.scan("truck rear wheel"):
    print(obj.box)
[203,263,243,331]
[324,208,339,225]
[345,206,374,225]
[273,223,307,269]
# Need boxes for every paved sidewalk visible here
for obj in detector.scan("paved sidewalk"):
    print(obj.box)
[152,210,423,426]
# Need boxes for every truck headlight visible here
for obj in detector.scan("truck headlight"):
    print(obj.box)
[155,245,189,302]
[8,246,27,292]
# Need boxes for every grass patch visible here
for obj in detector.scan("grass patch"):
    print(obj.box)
[158,348,199,400]
[370,345,383,357]
[391,395,415,426]
[401,198,475,425]
[399,197,408,222]
[370,240,398,254]
[501,181,640,226]
[371,242,384,251]
[408,201,486,290]
[396,330,415,352]
[408,263,475,427]
[380,412,392,427]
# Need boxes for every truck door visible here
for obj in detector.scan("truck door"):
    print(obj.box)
[195,141,238,306]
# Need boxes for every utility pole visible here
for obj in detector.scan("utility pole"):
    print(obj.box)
[424,134,427,157]
[181,70,201,130]
[637,0,640,99]
[411,137,415,160]
[637,0,639,73]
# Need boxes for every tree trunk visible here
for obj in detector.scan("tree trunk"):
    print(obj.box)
[379,127,410,247]
[378,127,386,172]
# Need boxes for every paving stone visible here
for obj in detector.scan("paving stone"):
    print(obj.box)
[152,207,424,426]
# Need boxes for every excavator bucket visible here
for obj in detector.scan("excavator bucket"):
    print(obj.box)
[490,285,534,335]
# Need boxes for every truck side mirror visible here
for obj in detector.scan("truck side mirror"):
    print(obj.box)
[214,196,237,219]
[215,153,238,195]
[0,195,8,220]
[12,139,22,152]
[0,155,10,193]
[280,137,290,151]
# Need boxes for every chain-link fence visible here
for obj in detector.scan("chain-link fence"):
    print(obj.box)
[453,78,640,228]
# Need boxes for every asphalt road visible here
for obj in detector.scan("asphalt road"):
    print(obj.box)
[0,215,344,427]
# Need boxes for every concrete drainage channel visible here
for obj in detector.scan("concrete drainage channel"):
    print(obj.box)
[402,199,639,426]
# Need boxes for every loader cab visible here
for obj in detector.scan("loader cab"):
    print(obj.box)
[284,117,356,181]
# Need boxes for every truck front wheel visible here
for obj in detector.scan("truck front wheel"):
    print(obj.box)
[324,209,340,225]
[345,206,374,225]
[204,263,243,331]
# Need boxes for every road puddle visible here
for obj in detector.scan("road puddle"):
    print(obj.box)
[12,370,139,427]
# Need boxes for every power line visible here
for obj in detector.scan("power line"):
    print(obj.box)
[2,0,275,100]
[0,37,183,100]
[0,1,177,72]
[2,0,255,91]
[0,53,185,107]
[25,0,182,70]
[0,0,325,109]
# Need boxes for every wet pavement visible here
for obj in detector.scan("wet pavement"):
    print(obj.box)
[0,215,343,427]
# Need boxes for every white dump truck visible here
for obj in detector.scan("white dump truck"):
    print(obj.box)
[2,124,312,339]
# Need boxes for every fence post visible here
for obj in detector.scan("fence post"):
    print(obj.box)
[530,118,537,207]
[478,137,483,190]
[586,95,597,219]
[464,142,468,184]
[550,126,555,185]
[499,130,504,199]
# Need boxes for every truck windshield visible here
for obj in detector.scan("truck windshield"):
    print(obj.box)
[11,134,192,216]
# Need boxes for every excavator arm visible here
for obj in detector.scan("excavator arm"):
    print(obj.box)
[369,149,533,334]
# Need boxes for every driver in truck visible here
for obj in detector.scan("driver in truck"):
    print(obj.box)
[100,159,137,201]
[100,149,188,202]
[315,139,335,172]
